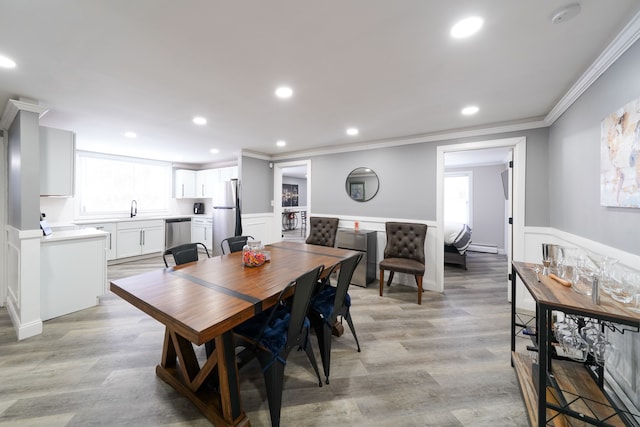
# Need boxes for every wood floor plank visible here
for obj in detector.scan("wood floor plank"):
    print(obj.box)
[0,251,528,426]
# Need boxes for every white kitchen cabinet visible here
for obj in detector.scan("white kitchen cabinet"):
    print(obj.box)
[195,169,218,198]
[191,217,213,250]
[82,222,117,260]
[41,230,107,320]
[175,169,196,198]
[116,219,165,258]
[219,166,238,182]
[40,126,75,196]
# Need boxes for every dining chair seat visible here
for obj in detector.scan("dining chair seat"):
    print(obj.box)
[378,257,424,276]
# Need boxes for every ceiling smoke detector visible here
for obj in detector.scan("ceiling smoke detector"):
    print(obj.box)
[551,3,581,24]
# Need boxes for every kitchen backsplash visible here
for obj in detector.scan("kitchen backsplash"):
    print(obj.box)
[40,197,209,224]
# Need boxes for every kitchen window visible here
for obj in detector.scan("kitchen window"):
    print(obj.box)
[444,171,473,226]
[76,152,171,217]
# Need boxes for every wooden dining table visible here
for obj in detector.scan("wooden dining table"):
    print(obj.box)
[110,241,360,427]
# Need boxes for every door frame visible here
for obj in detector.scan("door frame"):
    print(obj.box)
[436,136,526,300]
[272,159,311,243]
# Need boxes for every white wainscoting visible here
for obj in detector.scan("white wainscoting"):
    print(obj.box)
[6,225,43,340]
[242,213,275,246]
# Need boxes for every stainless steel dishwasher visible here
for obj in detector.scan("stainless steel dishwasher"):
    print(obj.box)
[165,218,192,249]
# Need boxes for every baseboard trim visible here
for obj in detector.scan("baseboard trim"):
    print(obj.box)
[468,244,498,254]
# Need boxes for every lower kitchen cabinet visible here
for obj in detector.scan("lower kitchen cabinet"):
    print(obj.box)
[191,217,212,250]
[116,220,165,258]
[82,222,117,260]
[41,230,107,320]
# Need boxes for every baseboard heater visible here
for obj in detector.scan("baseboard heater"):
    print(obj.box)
[468,243,498,254]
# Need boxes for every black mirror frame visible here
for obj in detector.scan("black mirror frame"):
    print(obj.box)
[345,167,379,202]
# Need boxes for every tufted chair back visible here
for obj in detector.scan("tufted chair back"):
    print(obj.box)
[379,222,428,304]
[383,222,427,263]
[305,217,339,247]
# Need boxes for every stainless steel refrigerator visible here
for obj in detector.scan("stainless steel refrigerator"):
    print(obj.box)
[211,178,242,256]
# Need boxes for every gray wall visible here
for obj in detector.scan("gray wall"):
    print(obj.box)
[282,176,308,207]
[8,111,40,230]
[240,156,273,214]
[281,127,549,225]
[549,40,640,255]
[447,163,507,249]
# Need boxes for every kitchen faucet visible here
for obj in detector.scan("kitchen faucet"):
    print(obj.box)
[130,200,137,218]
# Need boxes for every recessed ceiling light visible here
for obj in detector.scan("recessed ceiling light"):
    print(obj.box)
[551,3,581,24]
[275,86,293,99]
[210,148,219,154]
[124,131,137,138]
[346,127,359,136]
[450,17,483,39]
[461,106,479,115]
[0,55,16,68]
[276,140,287,147]
[193,116,207,125]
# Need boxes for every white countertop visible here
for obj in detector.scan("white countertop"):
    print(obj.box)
[41,228,109,243]
[73,214,198,225]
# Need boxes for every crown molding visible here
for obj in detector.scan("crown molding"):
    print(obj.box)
[269,118,547,161]
[0,99,49,130]
[545,9,640,125]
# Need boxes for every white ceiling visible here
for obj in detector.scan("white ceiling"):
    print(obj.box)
[2,1,640,165]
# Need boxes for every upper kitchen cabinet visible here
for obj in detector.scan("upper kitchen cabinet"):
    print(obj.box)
[196,169,218,198]
[40,126,75,196]
[219,166,238,182]
[175,169,197,198]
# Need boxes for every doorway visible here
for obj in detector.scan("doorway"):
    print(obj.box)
[436,137,526,300]
[273,160,311,243]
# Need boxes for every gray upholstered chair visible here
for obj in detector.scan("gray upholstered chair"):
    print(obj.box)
[305,217,339,247]
[379,222,428,304]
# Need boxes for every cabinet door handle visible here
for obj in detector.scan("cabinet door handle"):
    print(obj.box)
[142,230,145,245]
[140,230,143,246]
[201,184,205,196]
[109,233,112,250]
[181,184,184,197]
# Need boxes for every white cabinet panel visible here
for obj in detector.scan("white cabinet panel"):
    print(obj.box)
[117,228,144,258]
[41,235,107,320]
[82,222,117,260]
[175,169,196,198]
[116,219,165,258]
[196,169,218,198]
[40,126,75,196]
[192,217,212,250]
[141,226,164,254]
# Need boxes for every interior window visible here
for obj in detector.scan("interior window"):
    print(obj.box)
[76,152,171,216]
[444,172,472,226]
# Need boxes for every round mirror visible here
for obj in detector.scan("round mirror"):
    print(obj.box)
[345,167,379,202]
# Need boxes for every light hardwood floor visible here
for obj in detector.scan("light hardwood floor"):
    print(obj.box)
[0,251,528,426]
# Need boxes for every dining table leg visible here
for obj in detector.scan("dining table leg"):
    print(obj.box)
[156,327,250,426]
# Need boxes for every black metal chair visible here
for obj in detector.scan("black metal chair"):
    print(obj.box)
[379,222,428,304]
[305,217,339,247]
[220,235,254,254]
[234,265,324,427]
[163,242,210,267]
[309,253,362,384]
